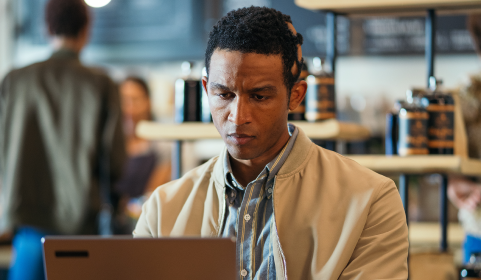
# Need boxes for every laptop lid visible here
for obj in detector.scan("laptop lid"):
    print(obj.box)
[42,236,236,280]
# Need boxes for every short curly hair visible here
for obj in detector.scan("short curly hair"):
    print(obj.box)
[205,6,304,94]
[45,0,89,38]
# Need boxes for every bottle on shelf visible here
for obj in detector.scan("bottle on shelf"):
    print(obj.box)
[385,100,404,155]
[288,60,308,121]
[305,57,336,122]
[425,76,455,155]
[200,67,213,123]
[175,61,202,123]
[397,89,429,156]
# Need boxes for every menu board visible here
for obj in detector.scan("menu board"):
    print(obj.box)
[358,15,474,54]
[16,0,475,63]
[272,1,474,55]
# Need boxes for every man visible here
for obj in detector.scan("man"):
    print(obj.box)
[134,6,408,280]
[0,1,125,279]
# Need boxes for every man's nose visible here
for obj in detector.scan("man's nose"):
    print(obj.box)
[228,96,251,126]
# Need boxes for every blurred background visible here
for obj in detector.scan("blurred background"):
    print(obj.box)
[0,0,480,279]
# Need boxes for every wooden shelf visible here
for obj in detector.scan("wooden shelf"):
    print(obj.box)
[295,0,481,15]
[136,120,370,141]
[347,155,481,176]
[409,222,464,246]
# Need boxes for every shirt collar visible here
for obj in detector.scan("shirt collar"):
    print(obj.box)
[223,123,299,191]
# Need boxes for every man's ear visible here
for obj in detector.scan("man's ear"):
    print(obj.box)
[202,76,209,97]
[288,80,307,111]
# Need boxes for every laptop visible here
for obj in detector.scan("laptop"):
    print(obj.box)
[42,236,236,280]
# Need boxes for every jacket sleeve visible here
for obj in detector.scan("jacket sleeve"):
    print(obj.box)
[133,189,160,237]
[102,78,126,183]
[339,180,409,280]
[0,72,12,234]
[0,73,6,181]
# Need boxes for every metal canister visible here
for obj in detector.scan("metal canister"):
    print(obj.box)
[288,62,309,121]
[305,73,336,121]
[174,78,202,123]
[425,93,455,154]
[397,102,429,156]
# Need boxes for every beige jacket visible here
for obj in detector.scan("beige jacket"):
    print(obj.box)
[134,128,409,280]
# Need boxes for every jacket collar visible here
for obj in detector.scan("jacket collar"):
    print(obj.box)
[277,125,314,176]
[212,124,314,188]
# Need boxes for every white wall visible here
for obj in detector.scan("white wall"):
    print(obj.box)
[337,54,481,101]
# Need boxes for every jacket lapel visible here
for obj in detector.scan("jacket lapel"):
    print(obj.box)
[209,148,228,236]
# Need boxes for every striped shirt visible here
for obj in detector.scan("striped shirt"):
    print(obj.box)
[222,124,298,280]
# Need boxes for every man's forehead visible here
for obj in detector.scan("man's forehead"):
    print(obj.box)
[209,49,283,69]
[208,50,284,86]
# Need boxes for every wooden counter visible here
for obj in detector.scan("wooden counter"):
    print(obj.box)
[347,155,481,176]
[0,223,463,270]
[136,120,370,141]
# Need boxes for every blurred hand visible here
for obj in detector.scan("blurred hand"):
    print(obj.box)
[448,176,481,212]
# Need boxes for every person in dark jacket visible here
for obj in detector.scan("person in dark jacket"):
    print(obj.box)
[0,1,126,279]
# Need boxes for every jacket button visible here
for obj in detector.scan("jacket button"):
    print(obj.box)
[267,188,273,194]
[244,214,251,221]
[241,269,248,277]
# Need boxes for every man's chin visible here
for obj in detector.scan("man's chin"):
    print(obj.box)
[226,145,259,161]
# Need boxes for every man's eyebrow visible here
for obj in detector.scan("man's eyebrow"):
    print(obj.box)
[247,85,277,94]
[209,82,230,91]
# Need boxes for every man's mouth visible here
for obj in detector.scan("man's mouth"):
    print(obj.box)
[227,133,255,145]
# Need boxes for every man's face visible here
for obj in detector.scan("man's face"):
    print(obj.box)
[203,50,290,160]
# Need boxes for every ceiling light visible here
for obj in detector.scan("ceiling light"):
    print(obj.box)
[84,0,111,8]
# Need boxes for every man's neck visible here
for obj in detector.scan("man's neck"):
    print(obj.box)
[51,36,84,53]
[229,128,291,187]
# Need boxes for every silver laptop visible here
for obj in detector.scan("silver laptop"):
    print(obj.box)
[42,236,236,280]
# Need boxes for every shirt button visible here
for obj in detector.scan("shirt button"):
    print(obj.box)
[267,188,273,194]
[244,214,251,221]
[241,269,248,277]
[231,191,235,197]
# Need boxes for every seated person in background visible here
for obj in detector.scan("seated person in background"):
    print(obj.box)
[448,13,481,264]
[113,77,171,233]
[134,6,408,280]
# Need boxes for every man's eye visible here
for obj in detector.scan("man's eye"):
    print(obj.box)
[217,93,231,99]
[254,95,266,100]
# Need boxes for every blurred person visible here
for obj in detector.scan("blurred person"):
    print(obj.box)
[112,77,171,234]
[0,0,126,279]
[134,6,408,279]
[448,13,481,264]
